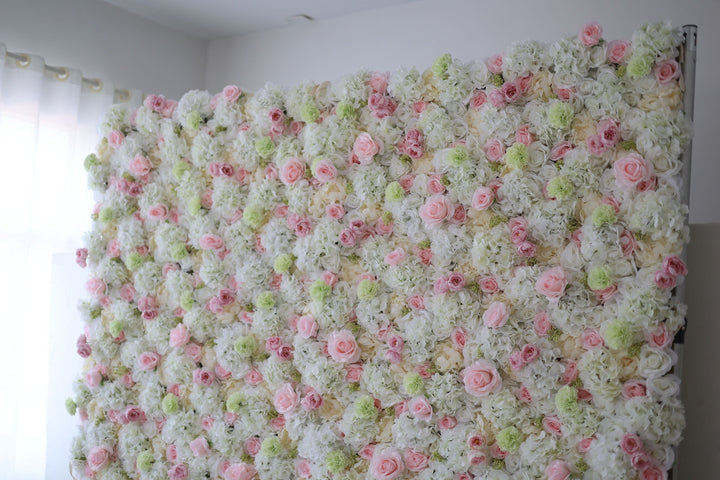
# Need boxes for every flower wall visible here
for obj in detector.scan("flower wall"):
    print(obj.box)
[69,21,690,480]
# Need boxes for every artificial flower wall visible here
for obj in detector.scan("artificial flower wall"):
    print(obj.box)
[69,21,689,480]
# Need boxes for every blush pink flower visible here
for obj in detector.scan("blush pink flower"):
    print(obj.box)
[409,396,433,420]
[488,54,503,74]
[169,324,190,348]
[297,315,318,339]
[655,59,680,84]
[578,22,603,47]
[280,157,305,185]
[461,360,502,397]
[607,40,630,64]
[419,194,453,228]
[546,459,572,480]
[224,463,257,480]
[313,159,337,183]
[222,85,242,102]
[404,449,429,472]
[137,351,160,370]
[353,133,381,164]
[534,311,552,336]
[370,448,405,480]
[543,416,564,437]
[536,267,569,302]
[477,275,500,295]
[190,437,210,457]
[472,186,494,210]
[483,138,505,161]
[87,446,110,471]
[273,383,299,415]
[385,248,406,266]
[327,330,361,363]
[614,153,653,189]
[108,129,125,149]
[581,328,605,349]
[483,301,510,328]
[200,233,224,251]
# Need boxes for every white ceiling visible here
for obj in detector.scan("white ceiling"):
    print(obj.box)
[103,0,418,40]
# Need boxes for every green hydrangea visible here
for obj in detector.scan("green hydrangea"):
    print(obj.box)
[234,335,257,357]
[274,254,294,273]
[187,195,202,216]
[301,103,319,123]
[180,291,194,311]
[505,143,529,169]
[403,372,423,395]
[354,395,378,420]
[255,291,275,310]
[448,145,468,167]
[226,392,247,414]
[496,426,522,452]
[325,450,350,474]
[547,102,574,129]
[336,102,355,120]
[255,137,275,158]
[98,207,114,224]
[65,398,77,415]
[84,153,100,170]
[136,451,154,471]
[547,175,574,199]
[261,437,282,457]
[186,111,202,130]
[604,318,632,350]
[432,53,452,76]
[628,55,653,79]
[587,265,612,291]
[310,279,332,303]
[555,386,580,417]
[125,251,144,271]
[385,181,404,202]
[172,161,191,180]
[592,204,617,227]
[170,243,188,261]
[108,319,124,338]
[357,279,378,300]
[243,204,264,229]
[162,394,179,414]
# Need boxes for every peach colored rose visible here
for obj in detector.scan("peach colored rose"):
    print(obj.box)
[607,40,630,64]
[546,460,572,480]
[327,330,361,363]
[280,157,305,185]
[578,22,602,47]
[483,301,510,328]
[419,194,453,228]
[461,360,502,397]
[273,383,299,414]
[536,267,568,302]
[614,153,652,189]
[370,448,405,480]
[353,133,381,164]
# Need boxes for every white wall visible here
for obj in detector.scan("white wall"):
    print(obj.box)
[0,0,208,100]
[205,0,720,224]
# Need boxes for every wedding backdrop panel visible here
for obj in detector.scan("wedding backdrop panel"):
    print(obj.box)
[68,22,691,480]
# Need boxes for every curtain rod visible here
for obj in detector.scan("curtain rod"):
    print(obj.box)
[5,50,133,102]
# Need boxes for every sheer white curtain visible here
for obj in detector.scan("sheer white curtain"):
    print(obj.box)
[0,44,140,479]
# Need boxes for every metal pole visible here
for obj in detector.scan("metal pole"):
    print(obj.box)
[672,23,697,480]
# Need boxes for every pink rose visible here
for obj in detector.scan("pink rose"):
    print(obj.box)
[353,133,381,164]
[265,336,283,353]
[470,90,487,109]
[108,129,124,149]
[662,256,687,277]
[200,233,224,251]
[489,89,506,109]
[534,312,552,336]
[655,59,680,85]
[296,459,312,478]
[370,448,405,480]
[326,203,345,220]
[185,343,202,362]
[427,174,446,195]
[639,465,668,480]
[562,361,579,385]
[536,267,569,302]
[166,444,178,463]
[359,444,376,460]
[632,452,653,471]
[409,396,433,420]
[577,437,595,454]
[515,125,534,146]
[647,323,671,349]
[339,228,357,247]
[508,216,528,244]
[385,248,406,266]
[467,434,486,450]
[75,248,88,268]
[516,241,536,258]
[138,351,160,370]
[86,278,107,297]
[623,378,648,399]
[129,154,151,176]
[224,463,257,480]
[328,330,360,363]
[438,415,457,430]
[387,334,404,352]
[147,204,168,221]
[620,433,644,455]
[502,81,520,102]
[244,437,261,456]
[520,344,540,364]
[620,229,637,256]
[654,269,676,289]
[550,141,574,161]
[77,335,92,358]
[434,276,449,295]
[297,315,318,339]
[87,446,110,471]
[280,157,305,185]
[597,118,621,146]
[477,275,500,295]
[415,248,432,265]
[578,22,603,47]
[169,324,190,348]
[555,84,574,101]
[614,153,652,189]
[193,368,214,386]
[447,272,466,292]
[419,194,453,228]
[517,385,532,403]
[345,363,363,382]
[313,159,337,183]
[543,416,563,437]
[483,138,505,161]
[472,186,494,210]
[301,387,323,411]
[408,295,425,310]
[222,85,242,102]
[369,72,389,93]
[488,54,503,74]
[273,383,299,415]
[404,449,429,472]
[546,459,572,480]
[581,328,605,349]
[607,40,630,64]
[483,301,510,328]
[451,327,467,349]
[190,437,210,457]
[461,360,502,397]
[509,351,525,371]
[385,350,402,364]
